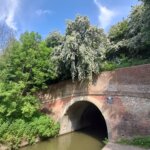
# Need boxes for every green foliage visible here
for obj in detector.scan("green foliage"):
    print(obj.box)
[103,138,108,145]
[107,19,129,59]
[101,61,117,71]
[108,2,150,59]
[32,115,60,138]
[0,31,59,148]
[46,31,63,48]
[140,0,150,50]
[127,5,143,38]
[118,136,150,149]
[0,82,39,119]
[1,32,57,89]
[109,19,128,43]
[0,116,60,149]
[0,32,57,119]
[127,4,150,58]
[101,57,150,71]
[126,5,145,56]
[0,6,149,148]
[53,16,108,81]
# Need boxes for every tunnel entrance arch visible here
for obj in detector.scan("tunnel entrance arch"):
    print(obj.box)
[59,97,109,140]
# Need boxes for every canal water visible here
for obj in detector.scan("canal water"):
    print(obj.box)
[21,128,106,150]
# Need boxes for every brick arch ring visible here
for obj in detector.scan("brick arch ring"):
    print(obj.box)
[59,96,112,140]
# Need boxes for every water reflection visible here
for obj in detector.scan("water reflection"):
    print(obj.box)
[21,128,105,150]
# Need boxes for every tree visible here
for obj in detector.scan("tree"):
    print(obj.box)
[108,19,128,59]
[109,19,128,43]
[108,3,150,59]
[0,32,60,147]
[53,16,108,81]
[126,5,144,56]
[140,0,150,53]
[0,32,57,119]
[45,31,63,48]
[4,32,57,89]
[125,3,150,58]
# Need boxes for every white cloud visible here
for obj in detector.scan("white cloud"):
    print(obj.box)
[0,0,19,30]
[35,9,52,16]
[94,0,115,29]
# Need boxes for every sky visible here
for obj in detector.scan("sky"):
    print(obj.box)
[0,0,140,38]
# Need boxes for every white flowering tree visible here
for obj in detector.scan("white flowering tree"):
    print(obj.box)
[53,16,108,81]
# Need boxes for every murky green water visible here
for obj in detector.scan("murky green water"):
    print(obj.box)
[21,128,105,150]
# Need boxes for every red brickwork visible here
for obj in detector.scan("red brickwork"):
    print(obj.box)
[38,64,150,141]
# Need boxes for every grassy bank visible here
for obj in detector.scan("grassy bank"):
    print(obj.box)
[101,58,150,71]
[118,136,150,149]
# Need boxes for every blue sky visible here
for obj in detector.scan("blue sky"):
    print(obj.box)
[0,0,139,38]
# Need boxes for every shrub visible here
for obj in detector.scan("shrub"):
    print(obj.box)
[0,116,60,149]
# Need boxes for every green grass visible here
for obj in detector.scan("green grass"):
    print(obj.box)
[101,58,150,71]
[118,136,150,149]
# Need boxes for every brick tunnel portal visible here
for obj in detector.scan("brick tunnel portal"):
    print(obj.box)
[63,101,108,139]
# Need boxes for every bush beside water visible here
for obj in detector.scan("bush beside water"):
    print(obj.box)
[0,116,60,149]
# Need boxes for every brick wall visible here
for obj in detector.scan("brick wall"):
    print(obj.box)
[38,64,150,141]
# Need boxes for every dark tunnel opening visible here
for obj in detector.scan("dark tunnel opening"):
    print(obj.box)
[66,101,108,140]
